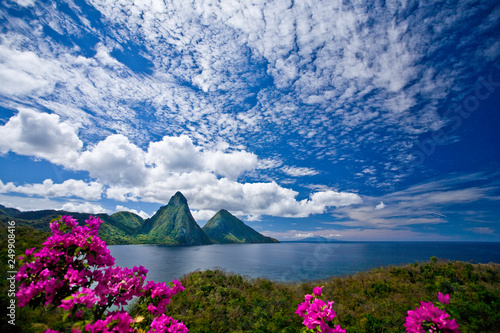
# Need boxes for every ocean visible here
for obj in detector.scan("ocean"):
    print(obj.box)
[108,241,500,283]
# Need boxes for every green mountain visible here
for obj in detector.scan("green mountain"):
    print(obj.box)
[202,209,279,244]
[0,204,21,217]
[0,205,144,245]
[1,193,277,246]
[139,192,212,245]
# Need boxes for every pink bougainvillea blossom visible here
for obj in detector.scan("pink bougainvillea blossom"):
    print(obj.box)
[404,293,459,333]
[16,215,188,333]
[296,287,346,333]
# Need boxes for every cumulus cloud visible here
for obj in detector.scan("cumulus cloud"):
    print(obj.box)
[78,134,148,186]
[0,109,362,219]
[61,202,111,214]
[107,175,362,220]
[190,209,218,222]
[0,179,102,201]
[0,108,83,167]
[146,135,202,173]
[202,150,258,180]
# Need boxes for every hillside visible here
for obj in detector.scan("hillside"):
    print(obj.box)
[0,194,279,246]
[2,222,499,332]
[142,259,500,332]
[139,192,212,245]
[0,204,140,245]
[202,209,279,244]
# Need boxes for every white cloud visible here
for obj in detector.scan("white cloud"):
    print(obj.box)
[282,166,319,177]
[0,194,66,212]
[0,179,102,201]
[335,174,499,229]
[0,193,109,215]
[467,227,494,235]
[0,108,82,167]
[104,174,362,219]
[61,202,111,214]
[0,109,362,219]
[0,45,54,96]
[77,134,148,186]
[11,0,36,7]
[202,150,258,180]
[190,209,217,222]
[257,158,283,170]
[309,190,363,209]
[293,233,314,239]
[146,135,202,174]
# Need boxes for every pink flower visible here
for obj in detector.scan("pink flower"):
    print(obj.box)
[438,292,450,305]
[148,314,189,333]
[404,301,459,332]
[17,215,188,333]
[313,286,323,297]
[322,325,347,333]
[296,288,344,333]
[60,288,99,311]
[85,311,135,332]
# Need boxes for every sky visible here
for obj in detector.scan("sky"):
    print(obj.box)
[0,0,499,241]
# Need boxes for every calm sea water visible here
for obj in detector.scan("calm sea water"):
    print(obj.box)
[108,242,500,283]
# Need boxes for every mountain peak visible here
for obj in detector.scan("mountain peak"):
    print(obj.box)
[168,191,188,206]
[203,209,279,244]
[216,209,234,219]
[143,191,212,245]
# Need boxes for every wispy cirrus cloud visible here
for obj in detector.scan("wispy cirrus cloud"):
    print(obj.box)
[332,173,500,229]
[0,0,499,236]
[1,0,498,187]
[282,166,319,177]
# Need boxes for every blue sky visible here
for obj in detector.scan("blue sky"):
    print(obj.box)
[0,0,499,241]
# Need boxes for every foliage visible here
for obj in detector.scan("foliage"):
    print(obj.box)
[14,216,187,333]
[3,215,499,332]
[0,222,53,333]
[160,260,499,332]
[202,210,279,244]
[404,292,459,332]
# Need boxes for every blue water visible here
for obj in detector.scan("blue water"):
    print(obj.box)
[108,242,500,283]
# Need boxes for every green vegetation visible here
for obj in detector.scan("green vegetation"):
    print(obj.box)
[154,260,499,333]
[140,192,212,245]
[2,220,499,332]
[0,192,278,246]
[0,222,65,333]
